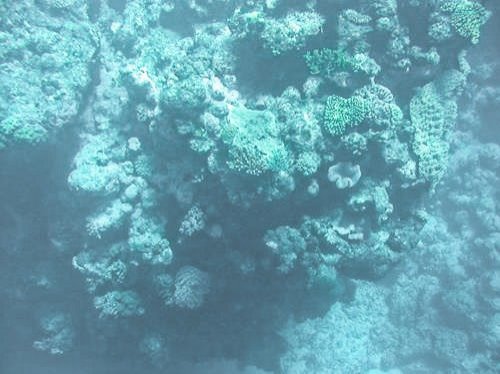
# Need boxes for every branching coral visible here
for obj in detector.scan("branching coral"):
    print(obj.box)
[94,291,145,318]
[305,48,355,76]
[33,312,74,355]
[264,226,306,274]
[173,266,210,309]
[260,11,325,55]
[323,95,368,136]
[305,48,380,78]
[410,70,466,185]
[128,209,173,266]
[441,0,491,44]
[72,246,128,293]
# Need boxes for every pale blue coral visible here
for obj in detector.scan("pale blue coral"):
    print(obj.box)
[0,0,97,149]
[410,70,466,185]
[441,0,491,44]
[261,11,325,55]
[94,290,145,318]
[223,106,290,176]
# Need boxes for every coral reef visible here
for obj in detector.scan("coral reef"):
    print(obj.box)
[0,0,498,372]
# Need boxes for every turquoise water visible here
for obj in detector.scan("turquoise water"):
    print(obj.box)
[0,1,499,373]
